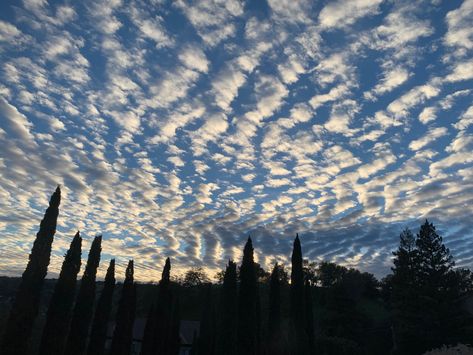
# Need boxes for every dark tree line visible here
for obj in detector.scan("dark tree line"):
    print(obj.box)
[1,187,473,355]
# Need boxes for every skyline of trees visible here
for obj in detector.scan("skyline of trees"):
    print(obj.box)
[1,187,473,355]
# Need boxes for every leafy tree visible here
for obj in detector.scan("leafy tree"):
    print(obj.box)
[303,259,318,286]
[183,266,211,287]
[39,232,82,355]
[237,237,260,355]
[217,260,238,355]
[317,261,347,287]
[1,186,61,355]
[110,260,136,355]
[65,235,102,355]
[87,259,116,355]
[290,234,308,355]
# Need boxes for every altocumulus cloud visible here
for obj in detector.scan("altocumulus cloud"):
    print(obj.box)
[0,0,473,281]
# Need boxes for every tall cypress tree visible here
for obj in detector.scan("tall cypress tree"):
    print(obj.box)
[65,235,102,355]
[110,260,136,355]
[1,186,61,355]
[217,260,238,355]
[87,259,116,355]
[39,231,82,355]
[290,234,308,355]
[141,257,173,355]
[267,263,285,355]
[237,237,259,355]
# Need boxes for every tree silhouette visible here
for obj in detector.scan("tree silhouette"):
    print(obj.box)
[87,259,116,355]
[110,260,136,355]
[267,263,288,355]
[141,257,175,355]
[390,228,419,354]
[237,237,259,355]
[1,186,61,355]
[414,220,458,352]
[217,260,238,355]
[183,266,211,287]
[290,234,308,355]
[65,235,102,355]
[39,231,82,355]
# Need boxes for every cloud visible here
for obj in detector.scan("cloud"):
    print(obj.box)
[175,0,244,46]
[409,127,448,151]
[0,20,23,43]
[318,0,383,29]
[444,59,473,82]
[444,0,473,55]
[191,113,229,156]
[1,0,473,280]
[0,97,36,144]
[365,67,410,100]
[179,45,210,73]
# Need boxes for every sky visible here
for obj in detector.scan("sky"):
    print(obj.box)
[0,0,472,281]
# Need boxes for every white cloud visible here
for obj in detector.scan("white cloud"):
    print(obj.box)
[319,0,383,29]
[444,0,473,54]
[179,45,209,73]
[418,107,437,124]
[365,67,409,100]
[409,127,448,151]
[175,0,244,46]
[387,84,441,118]
[191,113,229,155]
[444,59,473,82]
[0,20,23,42]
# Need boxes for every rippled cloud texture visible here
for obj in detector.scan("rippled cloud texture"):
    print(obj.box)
[1,0,472,280]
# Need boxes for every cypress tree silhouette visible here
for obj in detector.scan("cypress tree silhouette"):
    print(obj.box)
[237,236,259,355]
[198,285,216,355]
[290,234,308,355]
[1,186,61,355]
[110,260,136,355]
[39,231,82,355]
[267,263,286,355]
[141,257,174,355]
[217,260,238,355]
[87,259,116,355]
[65,235,102,355]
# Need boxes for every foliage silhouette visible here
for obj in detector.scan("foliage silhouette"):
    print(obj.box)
[237,237,260,355]
[39,231,82,355]
[87,258,116,355]
[65,235,102,355]
[1,186,61,355]
[110,260,136,355]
